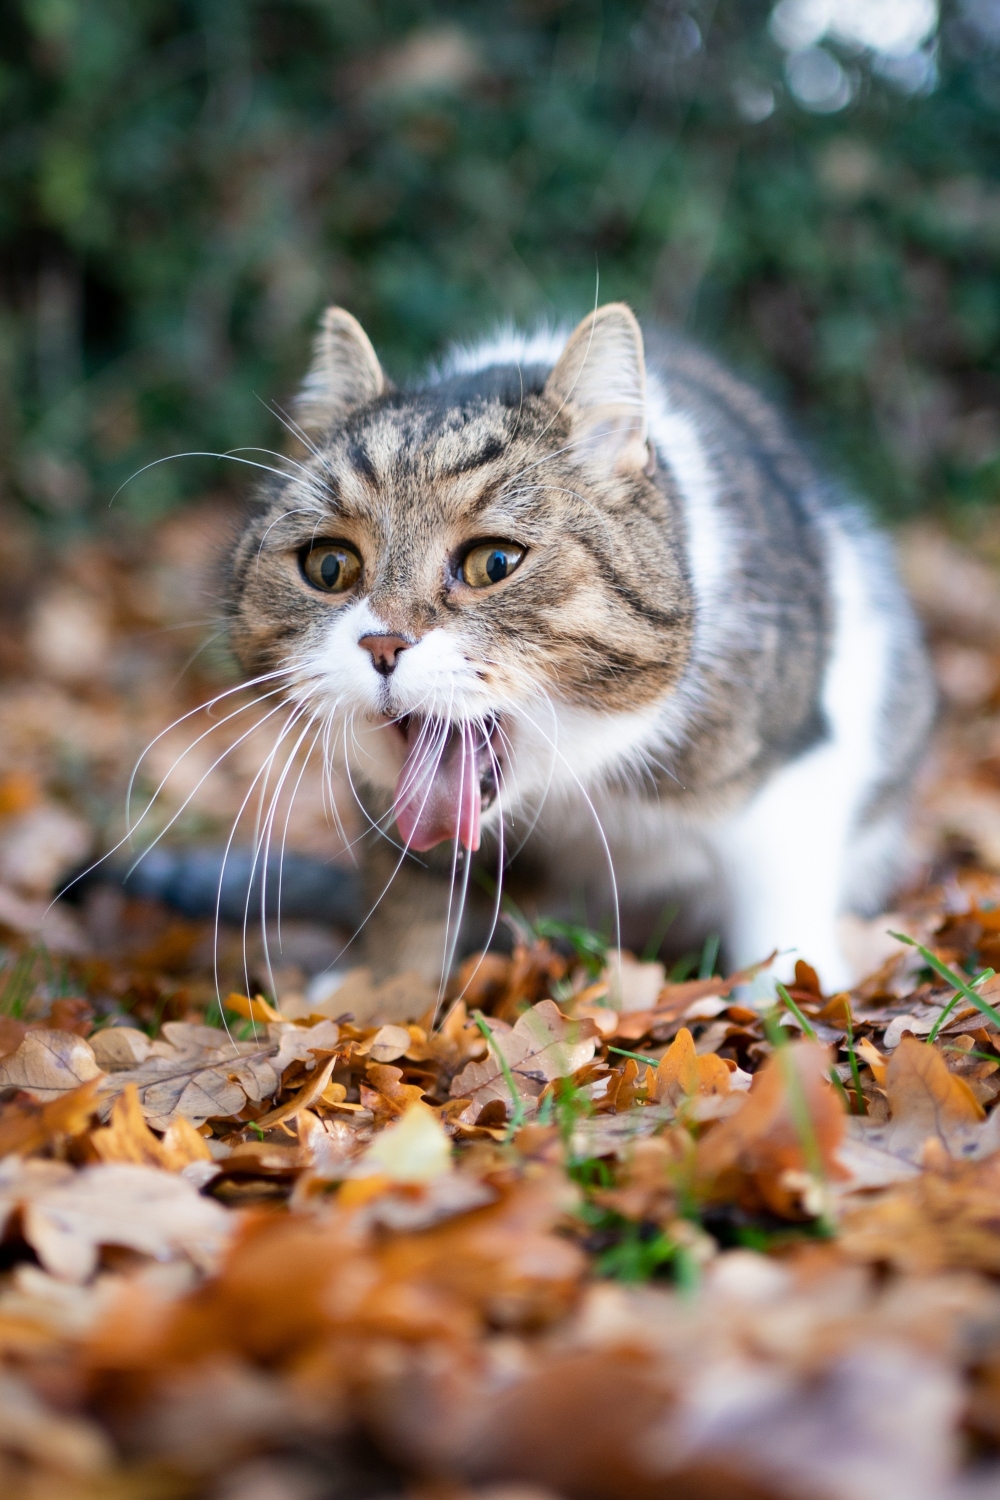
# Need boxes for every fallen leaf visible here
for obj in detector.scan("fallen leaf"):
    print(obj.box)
[882,1036,985,1159]
[601,951,666,1013]
[694,1041,846,1217]
[0,1029,101,1101]
[254,1054,339,1129]
[0,1076,102,1158]
[354,1101,452,1184]
[857,1036,887,1085]
[450,1001,597,1120]
[89,1027,152,1071]
[312,967,437,1026]
[840,1149,1000,1274]
[225,992,284,1023]
[99,1018,340,1129]
[9,1160,232,1281]
[648,1027,731,1107]
[88,1084,212,1171]
[360,1063,428,1122]
[354,1023,412,1062]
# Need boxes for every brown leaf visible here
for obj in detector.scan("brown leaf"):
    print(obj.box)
[92,1170,583,1377]
[88,1083,212,1171]
[255,1055,338,1129]
[224,991,284,1024]
[883,1036,985,1159]
[450,1001,597,1119]
[89,1027,151,1072]
[694,1041,845,1217]
[648,1027,731,1107]
[312,967,437,1026]
[360,1063,428,1123]
[99,1018,340,1129]
[840,1149,1000,1274]
[0,1076,103,1158]
[0,1030,102,1102]
[612,954,776,1041]
[603,1057,645,1113]
[0,1158,231,1281]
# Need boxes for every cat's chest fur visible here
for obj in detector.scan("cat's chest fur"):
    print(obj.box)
[227,303,935,992]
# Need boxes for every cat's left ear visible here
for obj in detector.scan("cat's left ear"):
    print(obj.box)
[543,303,653,476]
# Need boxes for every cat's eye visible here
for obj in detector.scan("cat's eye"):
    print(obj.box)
[301,542,362,594]
[460,540,525,589]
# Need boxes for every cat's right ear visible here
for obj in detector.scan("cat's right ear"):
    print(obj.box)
[297,307,388,433]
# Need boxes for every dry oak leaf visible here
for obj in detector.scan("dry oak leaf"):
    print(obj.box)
[0,1157,231,1281]
[360,1062,429,1123]
[88,1083,213,1172]
[839,1147,1000,1275]
[402,999,487,1075]
[450,1000,598,1120]
[99,1018,340,1129]
[881,1035,985,1160]
[648,1026,731,1107]
[0,1075,103,1159]
[0,1029,101,1102]
[694,1041,846,1217]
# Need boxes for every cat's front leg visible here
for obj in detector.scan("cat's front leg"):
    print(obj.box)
[716,747,861,994]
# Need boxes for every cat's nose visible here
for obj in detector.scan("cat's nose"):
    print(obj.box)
[358,634,411,676]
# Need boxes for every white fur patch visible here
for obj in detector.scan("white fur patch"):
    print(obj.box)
[434,325,571,381]
[716,518,891,988]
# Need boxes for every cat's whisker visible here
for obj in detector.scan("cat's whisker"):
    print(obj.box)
[56,677,295,908]
[255,506,329,567]
[123,696,295,884]
[326,720,456,969]
[110,449,332,510]
[244,703,319,1004]
[274,714,331,952]
[451,734,509,1018]
[513,690,623,959]
[209,700,310,1030]
[125,668,295,835]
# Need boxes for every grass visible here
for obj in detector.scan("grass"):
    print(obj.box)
[891,932,1000,1038]
[0,949,39,1018]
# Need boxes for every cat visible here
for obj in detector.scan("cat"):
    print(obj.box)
[226,302,935,992]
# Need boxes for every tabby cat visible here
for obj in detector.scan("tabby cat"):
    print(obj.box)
[227,303,934,990]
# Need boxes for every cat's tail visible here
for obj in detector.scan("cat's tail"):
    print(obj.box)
[68,845,363,929]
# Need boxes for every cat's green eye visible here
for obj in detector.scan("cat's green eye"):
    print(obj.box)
[302,543,362,594]
[461,540,525,589]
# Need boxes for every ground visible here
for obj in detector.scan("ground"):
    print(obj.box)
[2,506,1000,1498]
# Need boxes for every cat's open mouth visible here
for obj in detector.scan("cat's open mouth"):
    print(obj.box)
[390,714,501,853]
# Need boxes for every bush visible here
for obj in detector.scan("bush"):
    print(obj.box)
[2,0,999,526]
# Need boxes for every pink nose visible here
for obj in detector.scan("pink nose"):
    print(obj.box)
[358,634,411,676]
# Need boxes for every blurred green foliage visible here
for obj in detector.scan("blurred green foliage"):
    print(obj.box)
[1,0,999,526]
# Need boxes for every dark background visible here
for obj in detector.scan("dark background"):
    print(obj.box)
[2,0,999,530]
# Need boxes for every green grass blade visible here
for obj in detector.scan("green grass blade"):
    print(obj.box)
[890,932,1000,1035]
[774,980,818,1040]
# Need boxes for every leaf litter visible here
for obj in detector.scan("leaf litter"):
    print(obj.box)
[5,521,1000,1494]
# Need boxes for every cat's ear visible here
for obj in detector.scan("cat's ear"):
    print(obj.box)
[297,307,388,433]
[543,303,653,475]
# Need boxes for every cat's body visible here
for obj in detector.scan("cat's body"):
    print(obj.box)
[228,304,934,991]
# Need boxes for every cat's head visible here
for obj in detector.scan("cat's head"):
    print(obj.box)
[227,302,693,853]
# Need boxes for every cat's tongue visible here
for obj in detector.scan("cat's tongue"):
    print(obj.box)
[393,718,485,852]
